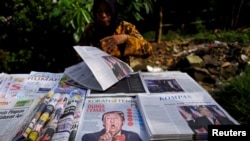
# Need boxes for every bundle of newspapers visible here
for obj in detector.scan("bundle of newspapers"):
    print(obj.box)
[136,92,240,140]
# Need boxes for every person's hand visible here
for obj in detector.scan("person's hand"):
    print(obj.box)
[100,34,128,47]
[98,125,112,141]
[100,35,127,56]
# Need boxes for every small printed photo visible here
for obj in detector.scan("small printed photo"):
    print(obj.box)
[178,105,236,133]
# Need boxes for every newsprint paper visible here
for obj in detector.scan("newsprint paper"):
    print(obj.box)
[64,46,133,91]
[0,97,40,141]
[136,92,240,140]
[140,71,208,94]
[75,97,148,141]
[86,72,148,97]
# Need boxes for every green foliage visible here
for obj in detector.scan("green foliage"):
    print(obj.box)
[50,0,153,43]
[50,0,93,42]
[213,65,250,124]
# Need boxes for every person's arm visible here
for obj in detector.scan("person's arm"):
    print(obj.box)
[120,21,153,58]
[100,21,153,58]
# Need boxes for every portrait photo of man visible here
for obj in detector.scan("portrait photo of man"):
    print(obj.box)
[179,105,236,133]
[81,111,142,141]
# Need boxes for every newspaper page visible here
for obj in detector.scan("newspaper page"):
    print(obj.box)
[0,97,40,141]
[12,85,87,141]
[4,74,30,98]
[136,92,240,140]
[16,71,63,98]
[65,46,133,91]
[51,88,86,141]
[140,71,208,94]
[75,97,148,141]
[87,72,148,97]
[0,73,17,98]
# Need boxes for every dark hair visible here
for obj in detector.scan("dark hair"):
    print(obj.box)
[92,0,119,26]
[102,111,125,121]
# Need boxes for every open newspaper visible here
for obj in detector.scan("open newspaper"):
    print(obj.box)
[0,97,41,141]
[75,97,148,141]
[64,46,133,91]
[140,71,209,94]
[86,72,148,97]
[136,92,240,140]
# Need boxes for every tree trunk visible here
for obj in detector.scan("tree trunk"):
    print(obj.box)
[155,0,163,43]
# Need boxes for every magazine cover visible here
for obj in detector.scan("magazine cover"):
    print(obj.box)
[75,97,148,141]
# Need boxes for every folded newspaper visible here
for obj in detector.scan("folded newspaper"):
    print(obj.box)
[64,46,134,91]
[136,92,240,140]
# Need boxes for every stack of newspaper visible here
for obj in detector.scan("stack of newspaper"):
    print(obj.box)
[11,84,87,141]
[0,96,41,141]
[136,92,240,140]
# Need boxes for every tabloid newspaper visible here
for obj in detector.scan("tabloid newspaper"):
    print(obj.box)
[86,72,148,97]
[64,46,133,91]
[140,71,209,94]
[75,97,148,141]
[0,96,41,141]
[136,92,240,140]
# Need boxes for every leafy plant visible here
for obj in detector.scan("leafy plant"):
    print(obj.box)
[213,65,250,124]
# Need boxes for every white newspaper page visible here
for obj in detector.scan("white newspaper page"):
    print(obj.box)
[4,74,30,98]
[136,92,239,140]
[75,97,148,141]
[140,71,208,94]
[73,46,133,91]
[0,73,16,98]
[64,61,102,91]
[16,71,63,98]
[0,97,40,141]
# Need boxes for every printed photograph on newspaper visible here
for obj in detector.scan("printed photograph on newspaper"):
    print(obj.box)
[75,97,147,141]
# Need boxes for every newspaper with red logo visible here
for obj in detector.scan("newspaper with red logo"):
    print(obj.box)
[75,97,148,141]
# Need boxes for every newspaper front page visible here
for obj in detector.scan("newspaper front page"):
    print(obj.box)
[65,46,133,91]
[0,97,40,141]
[140,71,208,94]
[75,97,148,141]
[0,73,29,98]
[136,92,240,140]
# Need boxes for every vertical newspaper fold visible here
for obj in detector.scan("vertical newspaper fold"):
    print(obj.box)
[64,46,133,91]
[75,97,148,141]
[136,92,240,140]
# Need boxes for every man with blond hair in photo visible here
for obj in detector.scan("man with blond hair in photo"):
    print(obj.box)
[82,111,142,141]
